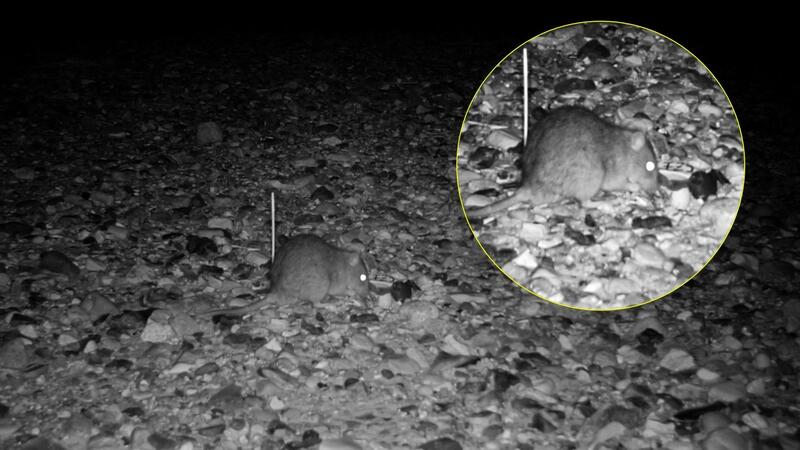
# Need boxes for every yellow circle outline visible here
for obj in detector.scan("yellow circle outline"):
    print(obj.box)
[455,20,746,312]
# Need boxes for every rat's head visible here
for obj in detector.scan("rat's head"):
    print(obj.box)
[624,130,659,192]
[340,251,371,297]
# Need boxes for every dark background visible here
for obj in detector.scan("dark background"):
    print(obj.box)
[2,9,796,209]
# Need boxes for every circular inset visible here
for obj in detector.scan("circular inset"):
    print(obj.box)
[456,21,744,311]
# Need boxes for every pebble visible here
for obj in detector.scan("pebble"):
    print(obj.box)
[670,188,691,210]
[39,250,81,279]
[696,367,721,383]
[520,223,548,242]
[631,243,667,269]
[419,437,462,450]
[623,54,643,66]
[753,352,771,369]
[19,324,38,339]
[486,129,521,150]
[399,301,440,328]
[746,378,767,396]
[512,249,539,270]
[141,310,178,344]
[0,273,10,292]
[80,291,121,320]
[0,337,29,369]
[708,381,747,403]
[699,411,731,432]
[577,39,610,59]
[699,198,738,237]
[90,191,115,206]
[244,251,270,266]
[697,103,723,118]
[630,316,666,338]
[384,355,421,375]
[668,100,690,115]
[741,411,769,430]
[0,418,21,441]
[322,136,343,146]
[19,437,68,450]
[319,438,363,450]
[659,348,696,372]
[703,427,747,450]
[197,122,223,145]
[208,217,234,231]
[84,257,106,272]
[58,333,79,347]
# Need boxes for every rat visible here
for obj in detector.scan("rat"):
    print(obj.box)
[202,234,370,316]
[467,106,659,218]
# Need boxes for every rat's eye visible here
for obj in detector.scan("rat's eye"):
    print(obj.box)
[360,274,367,282]
[645,161,656,172]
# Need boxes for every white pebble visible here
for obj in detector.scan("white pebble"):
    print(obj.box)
[668,100,690,115]
[486,129,522,150]
[697,103,723,118]
[512,249,539,270]
[670,188,692,210]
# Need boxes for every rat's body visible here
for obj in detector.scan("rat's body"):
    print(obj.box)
[203,234,370,316]
[468,106,659,218]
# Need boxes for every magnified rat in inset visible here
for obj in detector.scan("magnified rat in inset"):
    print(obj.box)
[456,22,744,311]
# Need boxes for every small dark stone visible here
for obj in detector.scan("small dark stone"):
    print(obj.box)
[106,359,134,371]
[294,213,324,226]
[9,313,38,326]
[189,193,207,210]
[310,186,334,201]
[684,70,716,90]
[565,226,595,246]
[390,280,418,302]
[223,333,254,345]
[492,369,520,393]
[122,406,145,417]
[349,313,379,323]
[554,78,596,94]
[198,265,224,276]
[413,420,439,434]
[577,39,611,59]
[419,437,462,450]
[229,417,247,431]
[208,384,243,409]
[531,412,557,432]
[517,352,552,366]
[511,397,543,410]
[147,432,177,450]
[315,123,338,134]
[39,250,80,279]
[636,328,664,346]
[301,320,324,335]
[0,221,33,237]
[584,214,597,227]
[469,146,498,169]
[673,402,726,421]
[632,216,673,229]
[0,401,8,418]
[628,396,651,409]
[300,429,321,446]
[195,362,219,376]
[185,235,217,257]
[20,436,67,450]
[688,171,718,199]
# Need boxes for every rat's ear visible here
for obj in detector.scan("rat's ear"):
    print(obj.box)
[629,131,647,151]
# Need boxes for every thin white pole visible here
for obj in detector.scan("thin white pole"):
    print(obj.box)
[270,192,275,263]
[523,47,529,146]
